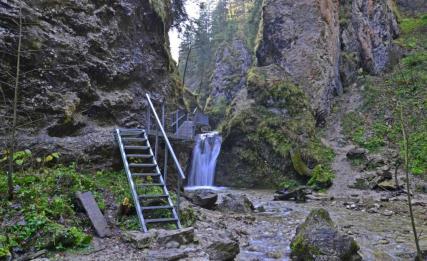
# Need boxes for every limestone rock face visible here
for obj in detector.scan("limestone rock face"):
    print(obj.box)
[291,208,361,260]
[0,0,180,165]
[397,0,427,14]
[216,65,320,188]
[208,39,252,107]
[256,0,342,119]
[340,0,400,84]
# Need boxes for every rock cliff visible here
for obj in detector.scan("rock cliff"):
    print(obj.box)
[216,0,400,187]
[0,0,183,165]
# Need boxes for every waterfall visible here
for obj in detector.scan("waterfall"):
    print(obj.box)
[187,132,222,188]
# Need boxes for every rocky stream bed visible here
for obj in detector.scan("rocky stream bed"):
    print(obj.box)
[52,187,427,261]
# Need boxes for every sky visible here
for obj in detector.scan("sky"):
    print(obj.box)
[169,1,201,62]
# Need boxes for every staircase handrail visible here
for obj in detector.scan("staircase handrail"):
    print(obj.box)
[146,93,186,180]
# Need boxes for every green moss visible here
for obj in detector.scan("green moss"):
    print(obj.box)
[290,234,316,261]
[290,149,311,177]
[307,165,335,190]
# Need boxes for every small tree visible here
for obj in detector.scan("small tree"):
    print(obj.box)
[399,105,422,260]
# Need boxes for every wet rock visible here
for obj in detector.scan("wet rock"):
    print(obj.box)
[290,208,361,260]
[346,147,368,160]
[198,229,240,261]
[218,194,254,213]
[184,190,218,210]
[205,237,240,261]
[274,187,309,203]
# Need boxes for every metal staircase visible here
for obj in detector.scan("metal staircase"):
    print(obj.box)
[115,94,187,232]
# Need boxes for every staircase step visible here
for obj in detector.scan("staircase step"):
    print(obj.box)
[141,205,174,210]
[132,173,160,177]
[136,183,163,187]
[139,194,169,199]
[129,163,157,168]
[122,137,147,141]
[127,154,153,158]
[124,146,149,150]
[145,218,177,224]
[119,129,145,135]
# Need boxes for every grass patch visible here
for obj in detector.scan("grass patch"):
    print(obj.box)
[357,12,427,176]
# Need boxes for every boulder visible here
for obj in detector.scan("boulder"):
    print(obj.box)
[291,208,361,260]
[122,230,157,249]
[122,227,195,250]
[274,187,309,202]
[218,194,254,213]
[205,237,240,261]
[346,147,368,160]
[377,180,400,191]
[376,165,393,179]
[184,190,218,210]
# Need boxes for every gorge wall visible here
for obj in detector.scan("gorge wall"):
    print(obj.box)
[210,0,400,187]
[0,0,184,166]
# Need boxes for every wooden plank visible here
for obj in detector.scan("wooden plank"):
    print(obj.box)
[76,191,111,238]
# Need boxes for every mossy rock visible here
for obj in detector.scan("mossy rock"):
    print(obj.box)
[291,209,361,261]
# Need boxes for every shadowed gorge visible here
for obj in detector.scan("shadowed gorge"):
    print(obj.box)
[0,0,426,260]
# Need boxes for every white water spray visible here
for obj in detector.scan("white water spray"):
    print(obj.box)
[187,132,222,188]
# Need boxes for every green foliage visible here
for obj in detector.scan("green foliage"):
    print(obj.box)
[0,165,135,255]
[342,112,391,152]
[180,206,197,227]
[277,179,299,190]
[0,235,10,258]
[307,165,335,190]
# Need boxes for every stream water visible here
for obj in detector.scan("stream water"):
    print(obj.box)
[187,132,222,189]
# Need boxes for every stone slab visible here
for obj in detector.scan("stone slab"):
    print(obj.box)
[76,191,111,238]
